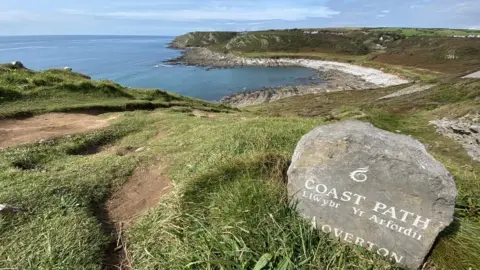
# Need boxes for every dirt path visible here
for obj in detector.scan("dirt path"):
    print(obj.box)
[107,163,173,225]
[378,84,436,100]
[102,126,173,270]
[463,71,480,78]
[100,162,173,270]
[0,113,118,149]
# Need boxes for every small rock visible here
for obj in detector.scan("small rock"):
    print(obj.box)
[470,125,479,133]
[450,124,471,135]
[10,61,25,69]
[0,204,21,214]
[135,147,145,153]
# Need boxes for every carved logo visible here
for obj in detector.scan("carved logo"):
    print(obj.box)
[350,167,369,183]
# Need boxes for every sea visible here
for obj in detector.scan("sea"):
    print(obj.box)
[0,35,319,101]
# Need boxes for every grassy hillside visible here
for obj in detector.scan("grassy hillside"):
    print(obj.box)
[0,63,230,119]
[169,31,238,49]
[370,27,480,37]
[171,28,480,75]
[1,63,479,269]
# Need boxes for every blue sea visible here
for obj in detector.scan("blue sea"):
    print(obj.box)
[0,35,319,101]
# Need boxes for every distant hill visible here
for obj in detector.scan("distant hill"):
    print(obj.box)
[170,27,480,74]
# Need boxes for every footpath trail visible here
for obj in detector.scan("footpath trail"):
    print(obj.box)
[0,113,118,149]
[463,71,480,78]
[102,123,174,270]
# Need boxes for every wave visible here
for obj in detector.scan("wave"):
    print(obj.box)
[154,64,174,68]
[0,46,58,52]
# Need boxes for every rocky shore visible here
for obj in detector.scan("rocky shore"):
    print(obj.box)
[167,47,409,107]
[220,70,378,107]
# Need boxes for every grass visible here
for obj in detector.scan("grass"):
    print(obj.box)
[125,113,398,270]
[0,113,151,268]
[0,65,231,119]
[246,78,480,270]
[0,64,479,270]
[370,27,480,37]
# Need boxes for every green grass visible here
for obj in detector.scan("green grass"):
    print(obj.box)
[0,113,151,268]
[0,66,230,118]
[1,64,479,269]
[126,113,398,270]
[370,27,480,37]
[251,79,480,270]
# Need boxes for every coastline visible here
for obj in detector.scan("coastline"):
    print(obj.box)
[167,47,409,107]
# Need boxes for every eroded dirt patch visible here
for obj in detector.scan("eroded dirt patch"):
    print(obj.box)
[107,163,173,225]
[0,113,118,149]
[192,110,217,118]
[102,162,173,269]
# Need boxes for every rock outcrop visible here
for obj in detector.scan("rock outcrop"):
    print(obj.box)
[430,113,480,161]
[220,70,377,107]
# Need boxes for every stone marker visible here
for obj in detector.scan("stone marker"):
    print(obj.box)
[287,120,457,269]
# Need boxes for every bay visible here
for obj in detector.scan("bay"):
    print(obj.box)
[0,35,319,101]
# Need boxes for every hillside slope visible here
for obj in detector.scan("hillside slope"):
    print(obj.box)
[170,28,480,75]
[0,63,479,270]
[0,63,230,119]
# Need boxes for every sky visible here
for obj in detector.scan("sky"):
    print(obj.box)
[0,0,479,35]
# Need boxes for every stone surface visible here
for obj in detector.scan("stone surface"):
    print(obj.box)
[0,204,21,214]
[430,113,480,161]
[287,120,457,269]
[10,61,25,69]
[462,70,480,79]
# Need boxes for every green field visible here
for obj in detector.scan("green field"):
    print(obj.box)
[370,27,480,37]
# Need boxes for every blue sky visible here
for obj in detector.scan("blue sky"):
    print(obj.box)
[0,0,479,35]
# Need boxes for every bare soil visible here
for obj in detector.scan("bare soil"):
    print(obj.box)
[107,163,173,225]
[0,113,118,149]
[102,163,173,270]
[192,110,217,118]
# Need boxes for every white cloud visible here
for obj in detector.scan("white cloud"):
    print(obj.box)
[381,10,390,13]
[58,6,340,21]
[0,10,42,22]
[410,5,424,9]
[376,14,386,18]
[437,2,476,13]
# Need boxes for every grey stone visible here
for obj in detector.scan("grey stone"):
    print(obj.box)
[450,124,471,135]
[10,61,25,69]
[0,204,21,214]
[430,115,480,161]
[470,125,480,133]
[287,120,457,269]
[135,147,145,153]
